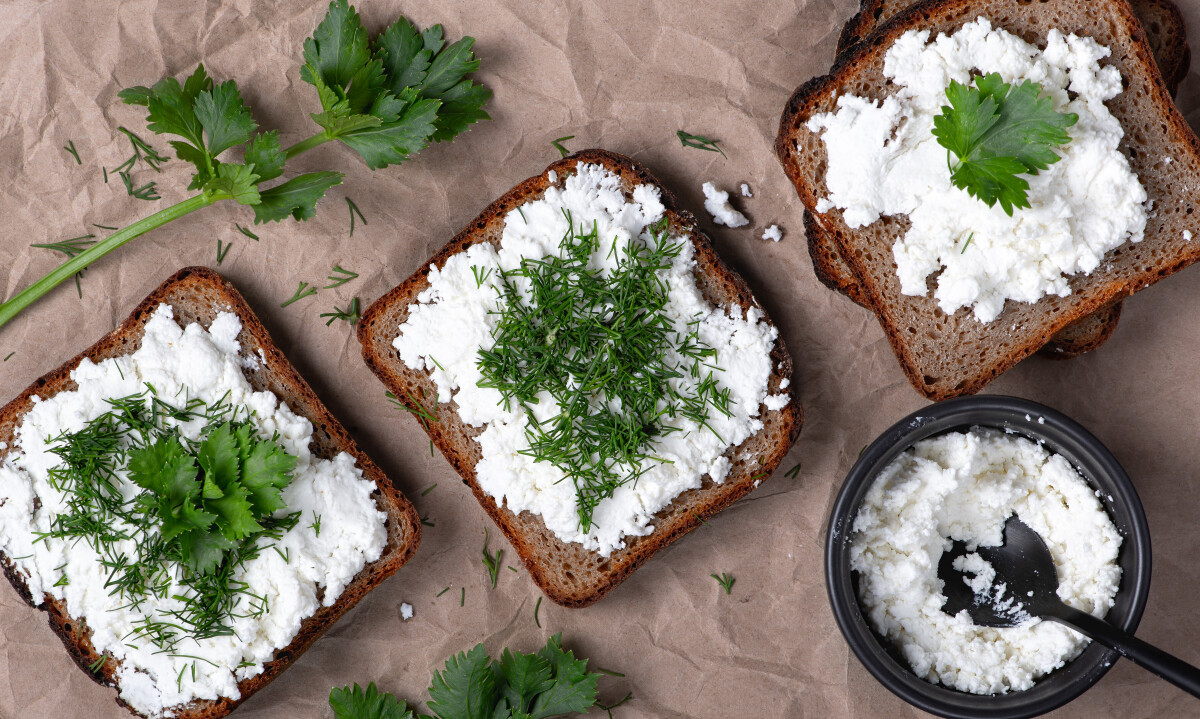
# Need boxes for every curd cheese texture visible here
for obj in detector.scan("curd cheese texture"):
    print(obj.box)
[0,305,388,717]
[806,18,1147,322]
[394,164,785,555]
[850,428,1122,694]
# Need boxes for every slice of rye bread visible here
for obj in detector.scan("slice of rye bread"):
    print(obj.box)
[775,0,1200,400]
[0,267,421,719]
[803,0,1189,359]
[358,149,802,608]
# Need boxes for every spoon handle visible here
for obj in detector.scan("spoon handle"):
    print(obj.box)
[1053,605,1200,698]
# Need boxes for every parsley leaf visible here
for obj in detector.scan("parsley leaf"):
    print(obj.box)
[330,682,414,719]
[529,635,599,717]
[932,72,1077,215]
[427,644,497,719]
[194,80,257,157]
[243,130,286,183]
[254,171,344,223]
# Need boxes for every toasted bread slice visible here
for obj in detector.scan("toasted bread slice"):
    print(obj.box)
[776,0,1200,400]
[359,149,801,608]
[805,0,1190,359]
[0,267,421,719]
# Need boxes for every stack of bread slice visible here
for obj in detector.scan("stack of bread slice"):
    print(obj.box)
[777,0,1200,399]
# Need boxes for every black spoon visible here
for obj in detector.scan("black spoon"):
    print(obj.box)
[939,514,1200,698]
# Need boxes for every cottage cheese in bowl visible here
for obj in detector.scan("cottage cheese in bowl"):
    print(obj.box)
[849,427,1122,694]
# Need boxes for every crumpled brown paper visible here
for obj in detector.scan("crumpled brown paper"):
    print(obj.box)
[4,0,1200,717]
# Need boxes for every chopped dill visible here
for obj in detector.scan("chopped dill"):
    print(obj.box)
[711,572,735,594]
[235,223,259,241]
[534,596,542,627]
[421,483,437,496]
[324,264,359,288]
[64,140,81,164]
[551,135,574,157]
[216,239,231,265]
[320,297,361,326]
[346,196,367,237]
[281,281,317,308]
[481,529,503,589]
[676,130,726,158]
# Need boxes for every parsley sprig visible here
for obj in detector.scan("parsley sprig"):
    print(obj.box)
[476,213,731,531]
[329,634,610,719]
[932,72,1077,215]
[0,0,489,333]
[37,387,299,650]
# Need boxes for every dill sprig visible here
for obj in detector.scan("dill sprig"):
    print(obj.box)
[551,135,574,157]
[481,529,503,589]
[281,281,318,307]
[345,197,367,237]
[386,389,438,429]
[64,140,81,164]
[476,213,731,531]
[320,297,361,326]
[32,234,97,259]
[711,572,735,594]
[676,130,727,158]
[37,387,299,651]
[784,463,802,479]
[216,239,231,265]
[324,264,359,288]
[236,223,259,241]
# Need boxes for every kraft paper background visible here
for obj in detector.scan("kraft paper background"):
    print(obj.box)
[3,0,1200,717]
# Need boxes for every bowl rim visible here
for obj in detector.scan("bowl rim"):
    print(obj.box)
[824,395,1152,719]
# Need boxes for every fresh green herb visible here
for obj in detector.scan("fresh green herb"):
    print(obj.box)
[346,196,367,237]
[598,692,634,718]
[676,130,726,158]
[421,514,435,528]
[330,635,611,719]
[481,529,503,589]
[476,214,731,531]
[508,565,518,573]
[551,135,574,157]
[386,389,437,429]
[309,512,323,537]
[596,668,625,678]
[470,265,492,288]
[93,224,119,231]
[32,234,96,259]
[690,511,712,529]
[784,463,802,479]
[216,239,231,265]
[74,274,84,299]
[421,483,437,496]
[3,352,13,362]
[460,587,465,607]
[117,126,169,171]
[0,1,489,334]
[39,388,300,650]
[436,586,451,597]
[235,223,259,240]
[961,232,974,253]
[281,281,318,308]
[932,72,1077,215]
[330,682,412,719]
[119,169,161,201]
[711,572,735,594]
[88,655,108,673]
[64,140,82,164]
[53,573,69,587]
[534,596,542,628]
[749,471,768,482]
[325,264,359,288]
[857,444,867,459]
[429,439,434,456]
[321,297,361,326]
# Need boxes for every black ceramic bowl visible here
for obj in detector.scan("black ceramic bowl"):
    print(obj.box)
[825,396,1151,719]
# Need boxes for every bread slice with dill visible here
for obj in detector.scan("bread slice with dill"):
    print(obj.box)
[0,267,421,719]
[359,149,801,608]
[776,0,1200,400]
[802,0,1189,360]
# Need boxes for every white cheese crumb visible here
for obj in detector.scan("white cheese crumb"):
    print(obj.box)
[701,182,749,228]
[1185,230,1193,242]
[762,225,784,242]
[400,602,414,621]
[763,393,789,411]
[547,169,558,183]
[779,378,790,390]
[740,183,753,197]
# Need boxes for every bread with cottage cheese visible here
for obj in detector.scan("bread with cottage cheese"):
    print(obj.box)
[775,0,1200,400]
[358,149,802,608]
[802,0,1189,360]
[0,267,422,719]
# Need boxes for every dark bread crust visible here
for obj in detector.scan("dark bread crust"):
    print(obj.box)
[807,0,1191,360]
[776,0,1200,400]
[359,149,802,608]
[0,267,421,719]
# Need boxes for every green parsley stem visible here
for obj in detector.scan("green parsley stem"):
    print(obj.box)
[0,194,214,331]
[283,133,332,159]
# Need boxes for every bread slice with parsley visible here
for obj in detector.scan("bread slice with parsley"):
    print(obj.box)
[802,0,1189,360]
[359,149,801,608]
[776,0,1200,400]
[0,266,421,719]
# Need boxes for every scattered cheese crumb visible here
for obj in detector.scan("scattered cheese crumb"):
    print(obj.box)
[701,182,749,228]
[740,183,753,197]
[764,393,789,411]
[1185,230,1193,242]
[779,378,790,390]
[762,225,784,242]
[400,602,414,621]
[547,170,558,184]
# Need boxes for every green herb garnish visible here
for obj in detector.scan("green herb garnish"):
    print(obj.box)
[421,483,437,496]
[235,223,259,240]
[325,264,359,288]
[93,224,118,231]
[330,682,412,719]
[961,232,974,253]
[932,72,1077,215]
[551,135,574,157]
[676,130,726,158]
[39,388,300,649]
[346,196,367,237]
[282,281,318,308]
[3,352,13,362]
[783,463,802,479]
[0,0,489,334]
[534,596,542,628]
[321,297,361,326]
[481,529,503,589]
[711,572,735,594]
[64,140,81,164]
[216,239,231,265]
[386,389,437,429]
[476,213,731,531]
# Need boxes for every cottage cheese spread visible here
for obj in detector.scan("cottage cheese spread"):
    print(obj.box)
[0,305,387,716]
[806,18,1147,322]
[850,428,1121,694]
[394,164,785,555]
